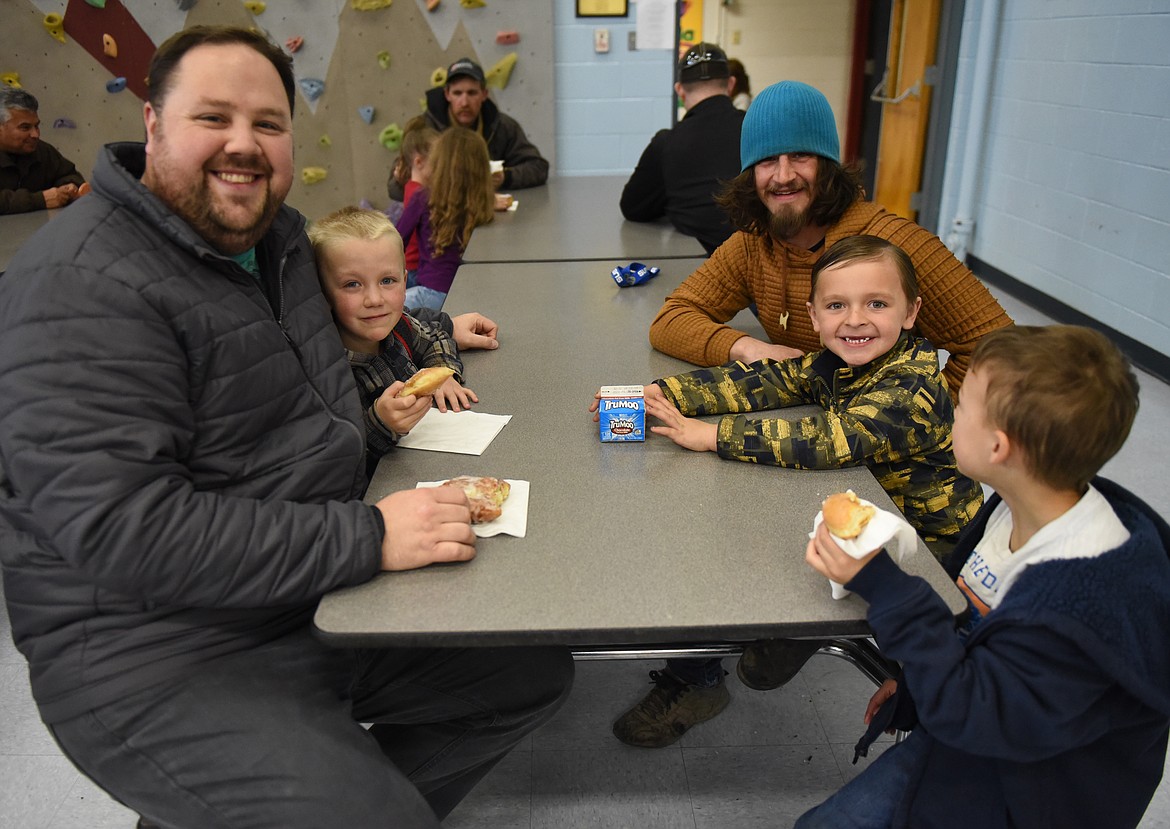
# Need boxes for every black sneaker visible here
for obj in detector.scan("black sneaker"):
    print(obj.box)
[736,638,826,690]
[612,669,730,748]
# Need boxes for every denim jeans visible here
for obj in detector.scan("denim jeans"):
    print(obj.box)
[794,730,929,829]
[405,284,447,312]
[50,628,573,829]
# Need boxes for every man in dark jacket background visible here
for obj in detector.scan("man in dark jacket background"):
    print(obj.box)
[620,43,745,255]
[0,87,86,214]
[424,57,549,192]
[0,26,571,829]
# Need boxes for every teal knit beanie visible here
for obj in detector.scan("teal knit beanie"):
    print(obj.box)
[740,81,840,171]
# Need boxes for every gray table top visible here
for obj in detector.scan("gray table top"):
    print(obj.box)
[313,259,965,648]
[1,210,56,272]
[463,176,707,264]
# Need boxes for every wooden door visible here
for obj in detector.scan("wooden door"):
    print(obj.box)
[872,0,940,221]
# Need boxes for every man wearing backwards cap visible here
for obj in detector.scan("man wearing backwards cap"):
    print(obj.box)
[614,81,1013,749]
[422,57,548,192]
[620,43,745,254]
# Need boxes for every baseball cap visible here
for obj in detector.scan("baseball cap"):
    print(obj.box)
[446,57,486,86]
[677,43,729,84]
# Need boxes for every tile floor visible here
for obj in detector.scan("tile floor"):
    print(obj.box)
[3,287,1170,828]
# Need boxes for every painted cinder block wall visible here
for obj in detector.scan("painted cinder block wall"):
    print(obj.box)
[939,1,1170,359]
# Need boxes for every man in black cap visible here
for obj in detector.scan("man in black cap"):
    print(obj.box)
[422,57,548,191]
[620,43,745,254]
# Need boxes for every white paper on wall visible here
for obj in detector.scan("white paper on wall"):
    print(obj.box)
[635,0,674,51]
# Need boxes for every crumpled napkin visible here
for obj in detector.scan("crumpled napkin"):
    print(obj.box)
[810,492,917,599]
[396,409,511,455]
[416,479,530,538]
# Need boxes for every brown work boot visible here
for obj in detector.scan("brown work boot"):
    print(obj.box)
[612,669,730,748]
[736,638,826,690]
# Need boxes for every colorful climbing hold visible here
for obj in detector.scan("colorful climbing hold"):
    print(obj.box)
[244,1,266,14]
[102,34,118,58]
[298,78,325,102]
[430,67,447,87]
[285,36,304,53]
[1,73,21,89]
[106,77,127,93]
[485,53,517,89]
[352,0,392,9]
[301,167,328,184]
[319,134,332,147]
[496,30,520,45]
[44,14,66,43]
[378,123,404,151]
[52,118,77,129]
[460,0,486,7]
[358,106,375,125]
[85,0,108,7]
[377,51,391,70]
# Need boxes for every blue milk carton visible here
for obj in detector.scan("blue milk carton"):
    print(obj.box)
[598,385,645,442]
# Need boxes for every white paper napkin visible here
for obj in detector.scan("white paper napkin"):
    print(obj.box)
[416,479,530,538]
[396,409,511,455]
[810,492,918,599]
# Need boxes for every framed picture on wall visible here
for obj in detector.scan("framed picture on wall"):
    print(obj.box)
[576,0,629,17]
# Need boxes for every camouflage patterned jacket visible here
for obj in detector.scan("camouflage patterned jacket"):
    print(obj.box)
[656,334,982,540]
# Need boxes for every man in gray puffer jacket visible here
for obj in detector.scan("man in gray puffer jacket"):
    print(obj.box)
[0,26,572,829]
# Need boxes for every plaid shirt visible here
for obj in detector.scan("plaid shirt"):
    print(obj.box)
[657,334,982,541]
[347,312,463,475]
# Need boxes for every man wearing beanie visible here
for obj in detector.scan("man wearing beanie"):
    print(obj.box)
[614,81,1012,749]
[412,57,547,195]
[620,43,745,254]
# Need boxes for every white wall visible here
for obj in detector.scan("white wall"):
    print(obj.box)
[941,1,1170,358]
[702,0,854,141]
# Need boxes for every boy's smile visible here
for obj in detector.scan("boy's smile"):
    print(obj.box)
[806,257,921,368]
[317,235,406,354]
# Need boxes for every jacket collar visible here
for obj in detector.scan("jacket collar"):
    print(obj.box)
[808,330,917,390]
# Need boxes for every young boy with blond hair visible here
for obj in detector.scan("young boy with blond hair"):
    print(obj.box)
[800,325,1170,829]
[309,206,477,478]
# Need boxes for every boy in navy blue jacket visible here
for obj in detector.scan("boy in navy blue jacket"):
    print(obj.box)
[799,325,1170,829]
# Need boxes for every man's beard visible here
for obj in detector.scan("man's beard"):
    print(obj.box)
[164,175,280,255]
[144,150,284,255]
[768,202,810,242]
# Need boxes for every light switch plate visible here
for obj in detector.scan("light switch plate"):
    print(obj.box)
[594,28,610,53]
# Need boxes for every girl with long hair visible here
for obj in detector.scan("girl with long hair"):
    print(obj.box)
[396,127,495,311]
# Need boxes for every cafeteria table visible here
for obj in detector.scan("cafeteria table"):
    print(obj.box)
[313,258,965,665]
[462,175,707,264]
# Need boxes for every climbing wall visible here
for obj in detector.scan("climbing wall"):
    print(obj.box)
[2,0,555,219]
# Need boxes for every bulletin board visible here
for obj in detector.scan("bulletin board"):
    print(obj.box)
[2,0,555,220]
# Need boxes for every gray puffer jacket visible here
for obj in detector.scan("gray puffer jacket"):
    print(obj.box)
[0,142,382,722]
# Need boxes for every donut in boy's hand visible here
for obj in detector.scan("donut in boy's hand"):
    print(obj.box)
[400,366,455,397]
[441,476,511,523]
[822,490,876,539]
